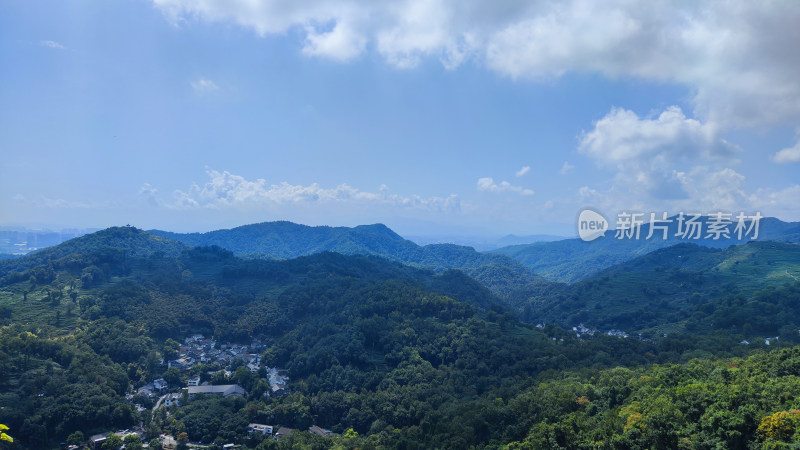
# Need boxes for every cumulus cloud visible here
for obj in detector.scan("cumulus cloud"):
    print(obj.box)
[677,168,800,219]
[571,105,799,218]
[515,166,530,177]
[190,78,219,92]
[771,139,800,164]
[168,170,461,212]
[578,106,741,199]
[153,0,800,129]
[477,177,534,196]
[676,167,748,211]
[303,21,367,61]
[580,106,738,163]
[576,167,800,221]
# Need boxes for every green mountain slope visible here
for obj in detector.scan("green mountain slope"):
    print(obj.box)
[525,241,800,335]
[0,226,187,284]
[149,221,547,297]
[150,222,417,259]
[493,216,800,282]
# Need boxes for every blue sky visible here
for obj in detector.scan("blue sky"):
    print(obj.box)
[1,0,798,237]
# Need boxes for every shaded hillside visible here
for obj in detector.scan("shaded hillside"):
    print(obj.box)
[150,221,548,296]
[494,216,800,282]
[524,241,800,335]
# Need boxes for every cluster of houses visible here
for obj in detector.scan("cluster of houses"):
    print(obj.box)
[571,323,597,337]
[569,323,630,339]
[136,334,290,404]
[606,329,630,338]
[167,334,265,372]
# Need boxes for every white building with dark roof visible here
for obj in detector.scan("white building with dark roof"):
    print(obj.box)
[248,423,273,435]
[183,384,246,398]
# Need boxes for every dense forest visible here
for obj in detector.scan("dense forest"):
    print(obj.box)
[0,225,799,448]
[492,216,800,282]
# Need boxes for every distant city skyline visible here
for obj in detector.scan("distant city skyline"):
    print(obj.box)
[2,1,799,237]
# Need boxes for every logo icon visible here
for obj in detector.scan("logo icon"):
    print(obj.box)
[578,209,608,241]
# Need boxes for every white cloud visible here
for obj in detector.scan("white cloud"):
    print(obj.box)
[477,177,534,196]
[678,168,800,220]
[559,162,574,175]
[578,106,740,200]
[153,0,800,129]
[771,139,800,164]
[303,21,366,61]
[580,106,738,164]
[190,78,219,92]
[139,183,159,206]
[168,169,461,212]
[139,183,158,196]
[575,167,800,222]
[515,166,530,177]
[676,167,748,211]
[578,186,604,204]
[750,185,800,221]
[571,105,799,219]
[39,40,65,49]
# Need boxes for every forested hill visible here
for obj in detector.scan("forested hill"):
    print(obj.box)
[148,221,526,271]
[0,225,554,315]
[493,216,800,282]
[0,226,187,277]
[149,221,549,296]
[150,222,416,260]
[520,240,800,336]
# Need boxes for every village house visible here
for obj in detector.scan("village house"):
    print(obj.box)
[137,383,156,399]
[274,427,295,440]
[184,384,246,399]
[153,378,168,392]
[308,425,334,437]
[88,433,109,449]
[164,392,182,407]
[248,423,274,435]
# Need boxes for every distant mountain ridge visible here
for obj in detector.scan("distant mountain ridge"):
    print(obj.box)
[406,233,567,251]
[149,221,547,295]
[150,221,418,259]
[493,216,800,282]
